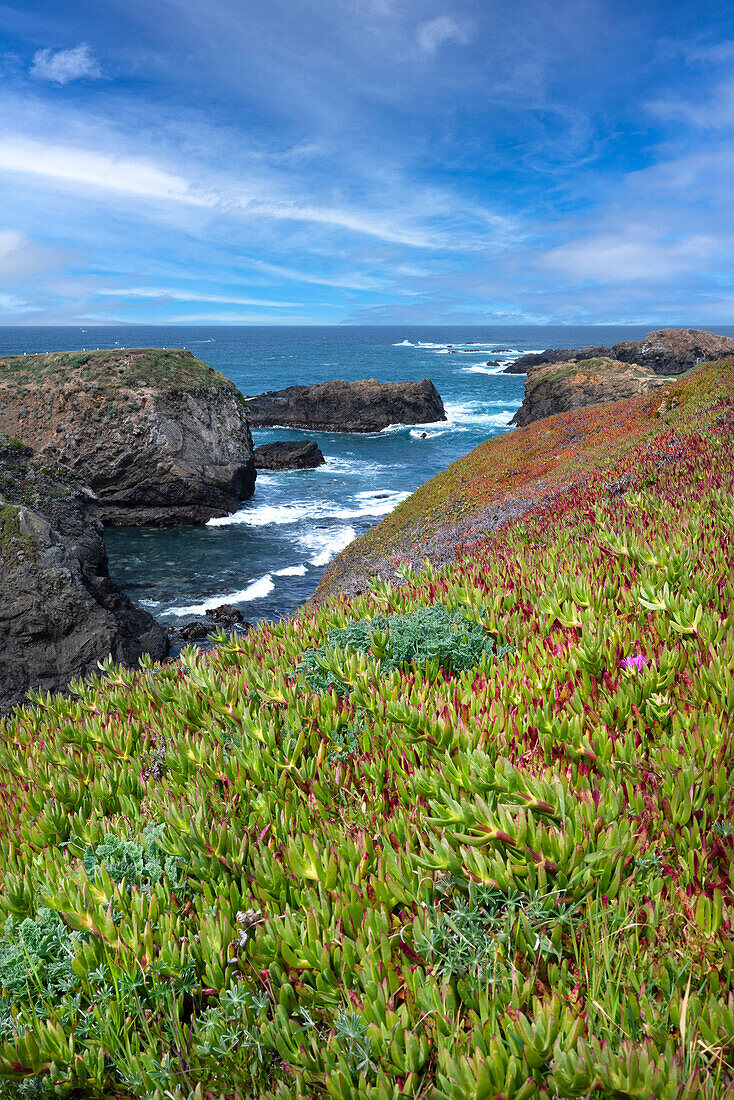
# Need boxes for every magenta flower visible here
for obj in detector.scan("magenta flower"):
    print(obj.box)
[621,654,648,671]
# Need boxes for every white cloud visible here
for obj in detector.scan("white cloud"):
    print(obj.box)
[539,230,720,282]
[30,43,101,85]
[416,15,471,58]
[96,286,300,307]
[0,136,446,246]
[647,76,734,131]
[0,292,30,312]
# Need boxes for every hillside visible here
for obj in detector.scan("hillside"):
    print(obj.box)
[0,360,731,1097]
[317,358,732,600]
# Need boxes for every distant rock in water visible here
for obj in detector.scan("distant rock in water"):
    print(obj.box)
[246,378,446,433]
[505,328,734,376]
[254,440,326,470]
[0,434,168,714]
[511,357,675,427]
[0,348,256,526]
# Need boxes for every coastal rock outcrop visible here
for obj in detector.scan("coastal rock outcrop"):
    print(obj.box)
[253,440,326,469]
[0,348,256,525]
[505,328,734,376]
[510,357,676,427]
[0,434,168,713]
[246,378,446,433]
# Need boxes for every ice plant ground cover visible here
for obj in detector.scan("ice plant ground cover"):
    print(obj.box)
[0,362,732,1098]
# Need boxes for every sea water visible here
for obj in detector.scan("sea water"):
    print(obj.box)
[0,324,691,622]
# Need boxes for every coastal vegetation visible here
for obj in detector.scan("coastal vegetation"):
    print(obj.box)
[0,360,731,1097]
[0,349,236,398]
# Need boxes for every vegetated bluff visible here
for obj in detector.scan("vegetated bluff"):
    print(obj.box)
[246,377,446,432]
[505,326,734,375]
[0,433,167,713]
[510,356,677,427]
[0,348,256,525]
[0,358,731,1097]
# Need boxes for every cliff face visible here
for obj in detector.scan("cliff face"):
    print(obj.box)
[0,435,168,713]
[246,377,446,432]
[0,348,256,525]
[505,328,734,375]
[314,358,734,602]
[510,357,675,427]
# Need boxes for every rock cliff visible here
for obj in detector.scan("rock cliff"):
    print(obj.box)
[505,328,734,375]
[510,356,675,427]
[0,434,168,713]
[0,348,256,525]
[246,377,446,432]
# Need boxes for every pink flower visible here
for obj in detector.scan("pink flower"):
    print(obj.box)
[621,654,648,671]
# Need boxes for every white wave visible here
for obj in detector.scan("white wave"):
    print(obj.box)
[318,455,391,477]
[139,598,161,608]
[274,564,308,577]
[392,339,415,346]
[169,573,275,616]
[461,364,512,376]
[298,526,357,566]
[207,489,410,528]
[443,401,517,430]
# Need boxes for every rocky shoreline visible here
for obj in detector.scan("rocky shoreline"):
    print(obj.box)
[505,327,734,376]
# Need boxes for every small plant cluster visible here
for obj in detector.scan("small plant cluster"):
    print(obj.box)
[298,603,511,695]
[0,362,731,1097]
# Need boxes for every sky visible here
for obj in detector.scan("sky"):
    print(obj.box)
[0,0,733,325]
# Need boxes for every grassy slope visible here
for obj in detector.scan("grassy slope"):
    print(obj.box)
[0,362,732,1097]
[318,360,727,597]
[0,348,237,396]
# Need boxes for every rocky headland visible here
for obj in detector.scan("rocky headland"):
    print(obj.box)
[510,356,676,427]
[0,433,168,714]
[0,348,256,525]
[504,327,734,375]
[246,377,446,432]
[253,440,325,469]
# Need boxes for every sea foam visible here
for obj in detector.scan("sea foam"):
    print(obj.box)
[169,573,275,616]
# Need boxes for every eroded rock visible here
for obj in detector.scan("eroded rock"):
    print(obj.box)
[0,348,256,526]
[0,434,168,714]
[246,378,446,433]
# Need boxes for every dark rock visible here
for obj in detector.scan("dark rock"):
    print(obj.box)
[505,329,734,377]
[0,348,256,526]
[0,434,168,714]
[253,440,325,470]
[511,357,675,427]
[208,604,245,627]
[505,346,608,374]
[246,378,446,433]
[176,621,209,640]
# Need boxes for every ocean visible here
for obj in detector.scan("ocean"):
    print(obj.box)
[0,324,703,623]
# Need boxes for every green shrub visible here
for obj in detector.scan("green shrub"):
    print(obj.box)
[297,603,510,694]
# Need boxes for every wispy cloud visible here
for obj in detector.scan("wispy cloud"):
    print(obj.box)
[96,286,300,307]
[30,43,101,84]
[416,15,471,57]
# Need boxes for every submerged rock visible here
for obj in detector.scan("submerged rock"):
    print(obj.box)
[0,434,168,714]
[0,348,256,526]
[253,440,326,469]
[511,357,675,427]
[246,377,446,433]
[505,328,734,376]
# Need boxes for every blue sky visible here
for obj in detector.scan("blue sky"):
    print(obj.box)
[0,0,732,324]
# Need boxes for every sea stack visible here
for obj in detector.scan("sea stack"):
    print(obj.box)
[246,377,446,432]
[0,348,256,526]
